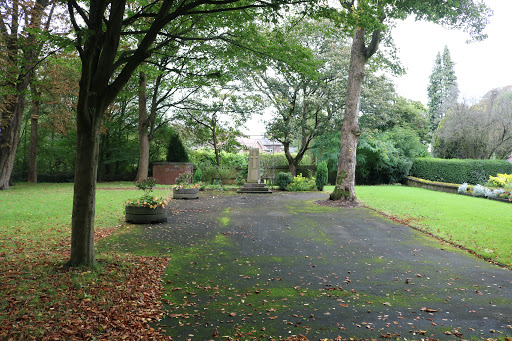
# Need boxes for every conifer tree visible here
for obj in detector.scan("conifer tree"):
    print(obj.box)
[427,46,459,132]
[166,129,189,162]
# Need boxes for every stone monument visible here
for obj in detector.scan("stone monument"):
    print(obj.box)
[247,148,260,183]
[238,148,272,193]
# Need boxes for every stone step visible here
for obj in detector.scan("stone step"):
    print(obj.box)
[238,183,272,194]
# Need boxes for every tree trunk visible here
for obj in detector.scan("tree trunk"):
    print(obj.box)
[28,88,40,183]
[330,28,380,201]
[136,71,150,182]
[0,91,27,189]
[282,142,295,176]
[68,101,103,267]
[0,0,49,189]
[212,121,221,167]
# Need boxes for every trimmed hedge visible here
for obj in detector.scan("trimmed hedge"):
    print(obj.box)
[410,158,512,185]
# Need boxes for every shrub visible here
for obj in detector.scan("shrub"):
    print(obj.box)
[489,188,505,198]
[166,130,189,162]
[236,173,246,186]
[356,133,412,185]
[410,158,512,185]
[217,167,236,184]
[472,184,491,198]
[286,174,316,192]
[315,161,328,191]
[200,164,218,184]
[276,172,293,190]
[486,173,512,188]
[457,183,469,194]
[197,163,235,185]
[193,168,202,183]
[189,149,248,168]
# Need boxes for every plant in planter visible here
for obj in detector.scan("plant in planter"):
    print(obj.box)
[125,178,168,223]
[173,172,200,199]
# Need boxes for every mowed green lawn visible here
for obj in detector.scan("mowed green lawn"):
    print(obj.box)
[3,183,511,267]
[0,182,170,256]
[329,185,512,267]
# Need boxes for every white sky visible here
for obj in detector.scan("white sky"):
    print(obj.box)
[392,0,512,104]
[244,0,512,136]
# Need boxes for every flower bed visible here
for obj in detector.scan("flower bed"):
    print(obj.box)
[458,182,511,203]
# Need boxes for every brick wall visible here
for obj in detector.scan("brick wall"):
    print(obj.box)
[152,162,193,185]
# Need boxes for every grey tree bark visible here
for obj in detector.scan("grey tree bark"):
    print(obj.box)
[28,86,41,183]
[136,71,150,182]
[330,28,381,201]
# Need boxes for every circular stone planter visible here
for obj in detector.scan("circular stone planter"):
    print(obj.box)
[125,205,167,224]
[173,187,199,199]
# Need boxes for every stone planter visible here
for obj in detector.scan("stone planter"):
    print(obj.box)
[125,205,167,224]
[173,187,199,199]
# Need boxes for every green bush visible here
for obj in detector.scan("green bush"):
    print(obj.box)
[315,161,328,191]
[198,163,235,184]
[485,173,512,188]
[200,164,218,184]
[217,167,236,184]
[276,172,293,190]
[193,168,202,183]
[166,130,189,162]
[190,149,248,168]
[356,133,412,185]
[410,158,512,185]
[236,173,245,186]
[286,174,316,191]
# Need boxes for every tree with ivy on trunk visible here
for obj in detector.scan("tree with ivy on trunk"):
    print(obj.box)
[329,0,491,202]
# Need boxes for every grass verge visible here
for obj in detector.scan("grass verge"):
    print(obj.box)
[352,185,512,267]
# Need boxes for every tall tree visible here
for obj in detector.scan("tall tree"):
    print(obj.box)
[427,46,459,132]
[135,42,221,181]
[434,86,512,159]
[66,0,305,266]
[0,0,56,189]
[245,18,346,175]
[174,88,253,166]
[329,0,491,202]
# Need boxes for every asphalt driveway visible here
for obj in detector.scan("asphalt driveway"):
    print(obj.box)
[112,191,512,340]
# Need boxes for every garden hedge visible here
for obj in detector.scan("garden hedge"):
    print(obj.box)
[410,158,512,185]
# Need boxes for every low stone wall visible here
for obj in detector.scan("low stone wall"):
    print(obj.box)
[406,176,459,194]
[152,162,193,185]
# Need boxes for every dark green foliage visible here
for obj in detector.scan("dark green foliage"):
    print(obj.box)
[193,168,202,183]
[356,133,412,185]
[166,129,189,162]
[199,163,236,184]
[236,173,246,186]
[276,172,293,190]
[190,149,248,168]
[410,158,512,185]
[383,126,428,159]
[315,161,328,191]
[427,46,459,132]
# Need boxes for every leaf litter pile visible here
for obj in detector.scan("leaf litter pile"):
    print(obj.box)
[0,230,172,340]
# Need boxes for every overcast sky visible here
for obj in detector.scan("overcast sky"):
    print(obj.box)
[392,0,512,104]
[244,0,510,136]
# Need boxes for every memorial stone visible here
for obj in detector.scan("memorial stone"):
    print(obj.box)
[238,148,272,193]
